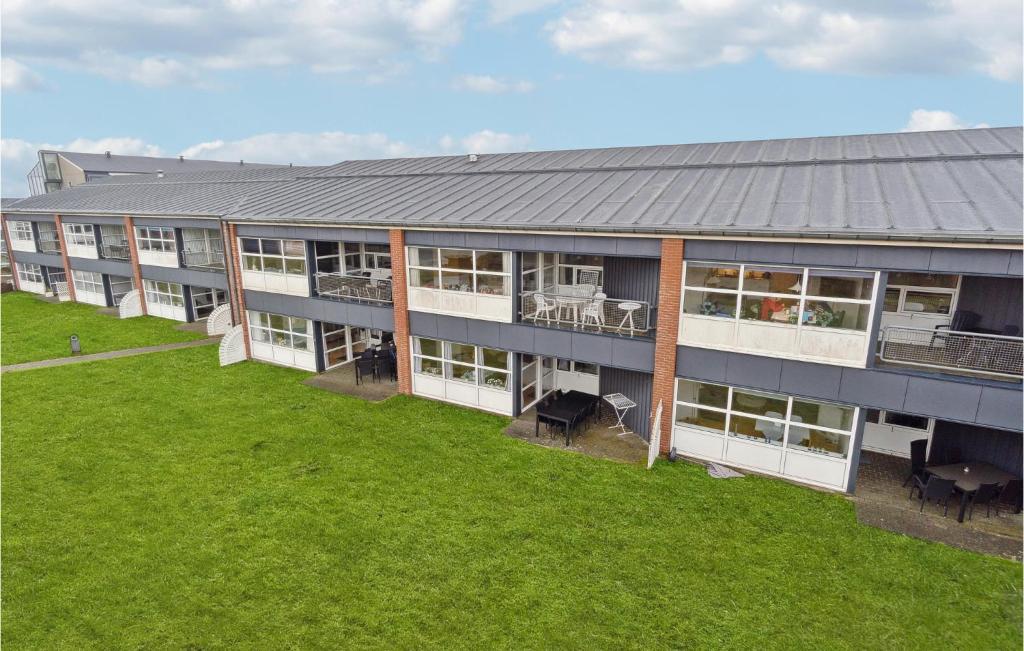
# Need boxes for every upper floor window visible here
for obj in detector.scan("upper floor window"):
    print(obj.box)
[408,247,511,296]
[241,238,306,275]
[683,262,875,331]
[42,153,61,181]
[37,222,60,249]
[364,244,391,270]
[9,221,33,242]
[63,223,96,247]
[313,241,390,275]
[883,272,959,316]
[136,226,176,252]
[558,254,603,287]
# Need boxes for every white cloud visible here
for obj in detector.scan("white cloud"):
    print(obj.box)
[3,0,469,86]
[452,74,535,94]
[488,0,559,24]
[902,109,991,132]
[547,0,1022,81]
[179,132,418,164]
[439,129,531,154]
[1,58,49,92]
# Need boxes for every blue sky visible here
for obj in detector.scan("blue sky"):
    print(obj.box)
[2,1,1021,196]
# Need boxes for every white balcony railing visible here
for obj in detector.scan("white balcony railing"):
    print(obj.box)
[315,272,393,304]
[521,290,652,337]
[38,238,62,253]
[100,241,131,260]
[181,248,225,270]
[879,326,1023,379]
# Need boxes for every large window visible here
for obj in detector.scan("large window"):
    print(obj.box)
[63,223,96,247]
[883,272,959,316]
[136,226,176,252]
[241,238,306,275]
[72,270,104,295]
[408,247,511,296]
[181,228,223,268]
[521,252,557,293]
[9,221,34,242]
[412,337,510,390]
[683,262,875,331]
[109,275,134,306]
[143,280,184,307]
[248,312,311,351]
[557,254,603,287]
[16,262,43,284]
[675,379,857,459]
[191,286,228,319]
[37,222,60,251]
[42,152,61,181]
[314,242,390,275]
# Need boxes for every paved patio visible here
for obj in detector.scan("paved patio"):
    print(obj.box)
[505,406,649,464]
[854,451,1022,560]
[304,361,398,402]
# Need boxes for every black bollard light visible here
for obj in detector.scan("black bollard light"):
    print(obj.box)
[70,334,81,354]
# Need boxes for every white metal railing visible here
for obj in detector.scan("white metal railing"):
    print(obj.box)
[38,238,62,253]
[879,326,1023,379]
[100,241,131,260]
[47,271,70,301]
[181,248,225,269]
[315,272,393,304]
[521,289,652,336]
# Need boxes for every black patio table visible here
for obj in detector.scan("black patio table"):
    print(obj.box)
[925,462,1016,522]
[535,391,600,446]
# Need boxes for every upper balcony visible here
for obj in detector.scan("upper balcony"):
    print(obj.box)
[99,224,130,261]
[37,223,61,254]
[181,227,225,270]
[315,271,393,304]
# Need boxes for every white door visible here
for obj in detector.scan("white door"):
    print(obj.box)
[861,410,934,458]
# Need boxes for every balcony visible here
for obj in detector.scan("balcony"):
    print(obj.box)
[38,238,61,254]
[315,272,392,304]
[520,289,653,338]
[879,326,1023,379]
[181,248,225,270]
[100,241,131,261]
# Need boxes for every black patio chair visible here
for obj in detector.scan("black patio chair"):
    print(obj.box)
[994,479,1023,517]
[355,357,377,385]
[902,438,929,488]
[910,476,957,516]
[930,310,981,346]
[967,482,1002,520]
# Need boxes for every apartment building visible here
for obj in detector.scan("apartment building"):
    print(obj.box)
[4,127,1021,494]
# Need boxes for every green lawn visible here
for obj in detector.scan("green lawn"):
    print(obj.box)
[2,346,1021,649]
[0,291,203,365]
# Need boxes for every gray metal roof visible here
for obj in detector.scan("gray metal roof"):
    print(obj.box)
[8,128,1022,242]
[53,150,282,175]
[1,198,24,210]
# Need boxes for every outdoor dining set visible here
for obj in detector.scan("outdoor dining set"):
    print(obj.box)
[353,344,398,385]
[904,438,1023,523]
[526,285,647,336]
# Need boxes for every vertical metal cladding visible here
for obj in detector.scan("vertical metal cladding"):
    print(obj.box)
[602,256,661,308]
[389,228,413,395]
[599,366,655,440]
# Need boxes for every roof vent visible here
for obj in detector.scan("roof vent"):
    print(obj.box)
[239,160,244,166]
[156,170,164,178]
[105,151,111,158]
[467,153,479,163]
[179,155,184,162]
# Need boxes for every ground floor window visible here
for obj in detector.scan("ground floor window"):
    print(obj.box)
[248,311,311,351]
[16,262,43,284]
[143,280,184,307]
[191,286,228,319]
[109,275,134,306]
[72,270,104,295]
[412,337,510,391]
[321,323,378,368]
[520,354,555,409]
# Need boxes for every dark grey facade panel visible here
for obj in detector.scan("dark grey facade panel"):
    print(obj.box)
[599,367,654,441]
[61,215,126,226]
[5,213,56,223]
[603,256,661,306]
[236,223,388,243]
[405,230,663,258]
[406,312,655,371]
[134,217,221,229]
[1008,251,1023,276]
[957,276,1023,332]
[140,264,228,290]
[675,345,1021,431]
[573,236,618,255]
[684,240,1023,277]
[10,250,63,266]
[243,291,394,330]
[68,257,133,276]
[930,422,1022,477]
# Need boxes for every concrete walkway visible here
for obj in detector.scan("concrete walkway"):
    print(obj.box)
[1,337,219,373]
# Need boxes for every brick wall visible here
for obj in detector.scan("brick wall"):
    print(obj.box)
[226,223,251,357]
[53,214,77,302]
[652,238,684,454]
[1,215,20,291]
[123,216,147,315]
[389,228,413,395]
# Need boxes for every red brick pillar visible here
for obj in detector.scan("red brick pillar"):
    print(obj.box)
[123,216,147,315]
[1,216,20,291]
[652,238,684,454]
[389,228,413,395]
[226,223,251,357]
[53,214,77,302]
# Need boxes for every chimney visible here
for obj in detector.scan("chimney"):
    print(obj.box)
[105,151,111,158]
[156,170,164,178]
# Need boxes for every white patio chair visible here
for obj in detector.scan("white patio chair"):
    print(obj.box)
[579,269,601,288]
[581,293,606,328]
[531,293,556,322]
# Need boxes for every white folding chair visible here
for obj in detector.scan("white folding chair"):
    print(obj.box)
[531,293,556,322]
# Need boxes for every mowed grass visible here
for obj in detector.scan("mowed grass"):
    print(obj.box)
[0,291,203,365]
[2,346,1021,650]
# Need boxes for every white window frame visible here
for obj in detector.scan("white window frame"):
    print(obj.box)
[882,274,961,317]
[9,220,34,242]
[412,337,511,391]
[109,275,135,306]
[63,222,96,247]
[521,252,557,294]
[36,222,61,251]
[248,311,312,352]
[556,254,604,288]
[135,226,176,253]
[190,286,228,319]
[240,238,307,276]
[143,279,184,307]
[16,262,43,284]
[71,270,104,294]
[407,247,511,297]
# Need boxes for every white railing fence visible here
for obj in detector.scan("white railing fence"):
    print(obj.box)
[315,272,393,303]
[879,326,1023,378]
[181,248,225,269]
[100,241,132,260]
[521,290,652,336]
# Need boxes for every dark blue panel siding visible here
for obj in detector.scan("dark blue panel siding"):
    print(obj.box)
[929,422,1022,476]
[957,276,1023,332]
[599,367,654,441]
[684,240,1022,277]
[235,224,389,243]
[68,257,133,276]
[407,313,655,372]
[61,215,126,226]
[675,345,1022,431]
[243,291,395,331]
[603,257,661,306]
[134,217,221,229]
[404,231,662,258]
[140,265,228,290]
[9,250,63,266]
[4,214,56,223]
